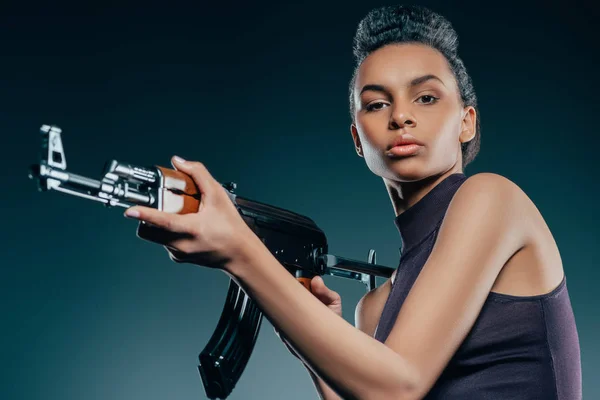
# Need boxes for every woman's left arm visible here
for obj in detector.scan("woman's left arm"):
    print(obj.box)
[125,159,529,400]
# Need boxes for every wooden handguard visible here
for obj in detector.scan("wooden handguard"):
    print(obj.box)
[156,166,201,214]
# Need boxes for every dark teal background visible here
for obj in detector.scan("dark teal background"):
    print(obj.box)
[2,1,597,399]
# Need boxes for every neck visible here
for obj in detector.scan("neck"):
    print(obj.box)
[384,167,464,217]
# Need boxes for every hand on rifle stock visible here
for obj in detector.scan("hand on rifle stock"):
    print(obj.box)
[274,275,342,359]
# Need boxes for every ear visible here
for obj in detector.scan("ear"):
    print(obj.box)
[350,124,364,158]
[459,106,477,144]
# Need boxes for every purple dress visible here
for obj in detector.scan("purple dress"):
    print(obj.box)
[374,173,582,399]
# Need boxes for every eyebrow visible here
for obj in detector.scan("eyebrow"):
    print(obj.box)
[359,74,446,96]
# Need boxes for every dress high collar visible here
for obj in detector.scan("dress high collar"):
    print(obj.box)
[394,173,468,256]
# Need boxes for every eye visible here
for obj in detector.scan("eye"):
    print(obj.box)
[416,95,439,105]
[365,102,389,112]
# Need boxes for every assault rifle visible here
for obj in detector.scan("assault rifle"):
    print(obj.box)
[28,124,395,399]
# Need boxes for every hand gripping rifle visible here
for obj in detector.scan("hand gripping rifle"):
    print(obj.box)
[28,124,395,399]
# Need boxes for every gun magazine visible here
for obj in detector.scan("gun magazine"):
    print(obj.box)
[198,279,263,399]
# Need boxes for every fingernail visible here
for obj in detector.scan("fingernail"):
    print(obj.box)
[173,155,186,164]
[124,209,140,218]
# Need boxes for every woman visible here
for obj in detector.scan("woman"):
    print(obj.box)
[124,5,582,399]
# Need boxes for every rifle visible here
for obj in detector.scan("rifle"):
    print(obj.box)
[28,124,395,399]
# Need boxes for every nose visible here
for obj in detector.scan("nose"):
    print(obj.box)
[389,108,416,130]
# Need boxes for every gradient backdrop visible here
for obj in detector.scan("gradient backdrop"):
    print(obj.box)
[1,1,598,399]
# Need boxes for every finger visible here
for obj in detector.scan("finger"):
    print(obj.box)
[136,222,194,246]
[124,205,188,233]
[310,276,340,304]
[171,156,216,197]
[311,275,328,292]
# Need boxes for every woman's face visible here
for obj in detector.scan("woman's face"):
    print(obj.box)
[351,43,476,181]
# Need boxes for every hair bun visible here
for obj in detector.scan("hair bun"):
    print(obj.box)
[353,5,459,64]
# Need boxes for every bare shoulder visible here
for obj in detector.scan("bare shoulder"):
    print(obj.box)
[459,171,554,251]
[456,172,535,230]
[460,172,564,296]
[459,172,525,200]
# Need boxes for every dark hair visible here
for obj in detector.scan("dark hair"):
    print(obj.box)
[349,5,481,169]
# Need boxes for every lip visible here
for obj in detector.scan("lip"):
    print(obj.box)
[386,135,423,157]
[389,135,423,149]
[387,144,422,157]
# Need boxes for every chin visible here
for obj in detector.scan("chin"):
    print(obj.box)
[365,152,430,181]
[384,157,429,182]
[366,163,424,182]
